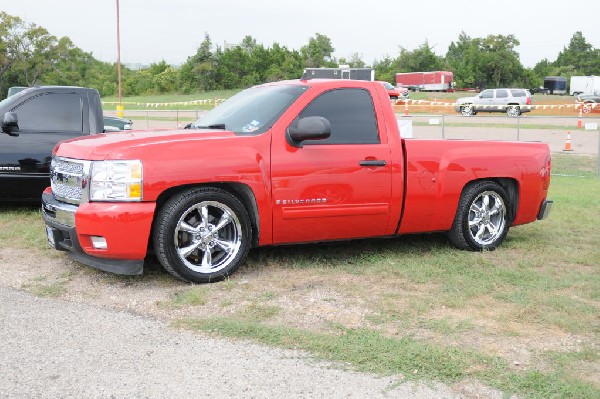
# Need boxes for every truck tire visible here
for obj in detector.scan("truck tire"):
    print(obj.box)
[448,181,510,251]
[153,187,252,283]
[506,105,521,117]
[460,105,475,116]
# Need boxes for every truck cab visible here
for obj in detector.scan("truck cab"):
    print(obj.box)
[0,86,104,202]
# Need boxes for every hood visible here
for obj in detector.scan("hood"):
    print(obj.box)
[53,128,238,160]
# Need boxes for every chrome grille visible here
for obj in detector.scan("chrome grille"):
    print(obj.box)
[52,158,84,175]
[50,157,91,205]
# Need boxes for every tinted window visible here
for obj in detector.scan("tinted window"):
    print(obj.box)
[480,90,494,99]
[510,89,527,97]
[15,93,83,131]
[295,88,379,145]
[496,90,508,98]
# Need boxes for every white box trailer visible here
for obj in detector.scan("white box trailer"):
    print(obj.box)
[569,76,600,96]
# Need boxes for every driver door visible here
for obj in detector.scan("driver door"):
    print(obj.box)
[270,87,394,244]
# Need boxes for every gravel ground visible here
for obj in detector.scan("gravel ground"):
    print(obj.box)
[0,286,491,399]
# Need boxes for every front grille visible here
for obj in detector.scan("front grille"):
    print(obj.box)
[52,158,84,175]
[52,183,82,202]
[50,157,91,204]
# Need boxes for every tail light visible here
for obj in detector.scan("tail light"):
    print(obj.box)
[541,155,552,190]
[526,96,532,105]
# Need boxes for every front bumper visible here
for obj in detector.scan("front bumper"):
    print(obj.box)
[42,190,156,276]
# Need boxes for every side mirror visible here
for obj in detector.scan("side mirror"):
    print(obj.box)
[1,112,19,137]
[287,116,331,147]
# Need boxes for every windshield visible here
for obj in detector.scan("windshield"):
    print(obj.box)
[381,82,394,90]
[0,87,33,109]
[190,84,308,134]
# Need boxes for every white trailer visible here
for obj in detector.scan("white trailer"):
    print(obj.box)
[569,76,600,96]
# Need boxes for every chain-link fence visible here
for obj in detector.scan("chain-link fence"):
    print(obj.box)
[109,110,600,178]
[395,114,600,177]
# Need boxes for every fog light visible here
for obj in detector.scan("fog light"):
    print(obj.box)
[90,236,107,249]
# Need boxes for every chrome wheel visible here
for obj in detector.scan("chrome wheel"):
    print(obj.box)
[506,105,521,117]
[154,187,251,283]
[448,181,511,251]
[460,105,474,116]
[174,201,242,274]
[467,191,506,246]
[582,103,592,114]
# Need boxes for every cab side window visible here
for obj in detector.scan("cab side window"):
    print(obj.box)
[296,88,379,144]
[480,90,494,99]
[496,90,508,98]
[15,93,83,131]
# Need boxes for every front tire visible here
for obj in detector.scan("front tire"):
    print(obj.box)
[153,187,252,283]
[448,181,510,251]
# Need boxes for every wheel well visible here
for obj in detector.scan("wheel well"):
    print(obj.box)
[154,183,260,248]
[462,178,519,224]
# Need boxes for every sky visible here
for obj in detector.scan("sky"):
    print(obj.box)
[3,0,599,69]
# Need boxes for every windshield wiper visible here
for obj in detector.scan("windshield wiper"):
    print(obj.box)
[195,123,227,130]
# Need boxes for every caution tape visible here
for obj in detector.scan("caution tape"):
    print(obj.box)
[102,98,598,111]
[393,99,599,110]
[102,99,226,107]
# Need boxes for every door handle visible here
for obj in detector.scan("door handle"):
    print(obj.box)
[359,160,386,167]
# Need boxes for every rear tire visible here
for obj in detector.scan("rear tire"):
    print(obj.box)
[506,105,521,117]
[460,105,474,116]
[448,181,510,251]
[153,187,252,283]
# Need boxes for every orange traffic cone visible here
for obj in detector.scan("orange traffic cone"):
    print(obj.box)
[563,131,573,152]
[403,100,409,116]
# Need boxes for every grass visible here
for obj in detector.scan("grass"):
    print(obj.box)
[162,286,209,307]
[552,153,599,177]
[1,175,598,399]
[0,205,48,250]
[175,175,599,398]
[175,318,598,399]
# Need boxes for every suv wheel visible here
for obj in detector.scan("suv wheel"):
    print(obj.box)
[460,105,475,116]
[506,105,521,117]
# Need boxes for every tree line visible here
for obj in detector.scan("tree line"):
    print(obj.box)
[1,11,598,98]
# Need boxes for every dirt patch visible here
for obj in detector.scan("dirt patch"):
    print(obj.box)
[2,247,597,377]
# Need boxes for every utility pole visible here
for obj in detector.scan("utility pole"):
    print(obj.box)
[116,0,124,116]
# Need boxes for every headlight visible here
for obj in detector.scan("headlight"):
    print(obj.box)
[90,160,143,201]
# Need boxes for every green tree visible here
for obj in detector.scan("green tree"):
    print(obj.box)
[13,24,59,86]
[0,12,27,94]
[42,37,115,95]
[300,33,335,68]
[339,53,366,68]
[446,33,526,88]
[372,55,396,84]
[179,33,218,92]
[394,41,445,73]
[554,31,600,75]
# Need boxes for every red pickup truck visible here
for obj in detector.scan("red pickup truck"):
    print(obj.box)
[42,79,553,283]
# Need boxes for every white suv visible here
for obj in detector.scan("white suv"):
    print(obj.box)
[455,88,532,117]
